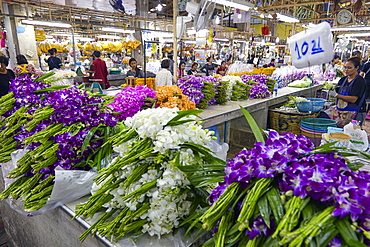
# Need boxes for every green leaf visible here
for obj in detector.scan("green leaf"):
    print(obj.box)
[34,85,70,92]
[316,224,339,247]
[165,119,196,126]
[335,217,359,245]
[239,106,264,143]
[81,125,102,152]
[263,236,280,246]
[348,240,368,247]
[266,187,284,224]
[33,71,55,82]
[346,162,364,172]
[257,194,271,228]
[166,109,203,124]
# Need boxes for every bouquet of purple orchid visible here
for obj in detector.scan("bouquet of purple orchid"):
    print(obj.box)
[177,76,220,109]
[0,73,118,212]
[186,107,370,246]
[241,74,273,99]
[107,85,156,121]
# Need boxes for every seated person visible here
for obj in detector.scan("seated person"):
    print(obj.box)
[216,61,228,76]
[187,62,199,76]
[263,58,276,68]
[126,58,145,78]
[320,57,367,127]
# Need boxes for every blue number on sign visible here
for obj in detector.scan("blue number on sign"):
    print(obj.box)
[295,42,302,60]
[311,37,325,55]
[301,41,309,56]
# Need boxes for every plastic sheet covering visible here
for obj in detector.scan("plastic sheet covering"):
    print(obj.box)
[1,149,97,216]
[207,139,229,161]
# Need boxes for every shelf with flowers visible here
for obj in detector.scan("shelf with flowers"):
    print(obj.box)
[185,107,370,247]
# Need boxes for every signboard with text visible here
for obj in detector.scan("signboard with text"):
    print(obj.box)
[288,22,334,69]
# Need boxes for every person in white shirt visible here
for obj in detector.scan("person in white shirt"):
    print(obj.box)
[155,59,173,88]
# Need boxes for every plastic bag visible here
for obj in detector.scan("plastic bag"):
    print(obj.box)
[343,123,369,151]
[2,149,98,216]
[207,140,229,161]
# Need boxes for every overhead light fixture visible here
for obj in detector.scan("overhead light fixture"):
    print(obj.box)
[344,33,370,37]
[214,38,229,42]
[156,3,163,11]
[101,27,135,33]
[215,16,220,24]
[77,37,95,42]
[21,19,71,28]
[331,26,370,31]
[238,13,242,19]
[97,35,122,40]
[274,13,299,23]
[275,37,280,43]
[211,0,255,12]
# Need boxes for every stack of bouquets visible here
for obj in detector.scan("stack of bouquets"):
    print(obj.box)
[272,66,309,88]
[188,111,370,246]
[45,70,78,86]
[316,70,337,82]
[241,74,273,99]
[107,85,156,121]
[221,75,250,101]
[155,85,196,110]
[75,108,225,241]
[177,76,220,109]
[0,73,118,212]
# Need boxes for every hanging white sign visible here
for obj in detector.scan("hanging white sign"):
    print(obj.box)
[288,22,334,69]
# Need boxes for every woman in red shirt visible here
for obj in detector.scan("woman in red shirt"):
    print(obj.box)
[216,61,228,76]
[177,62,186,78]
[89,51,109,89]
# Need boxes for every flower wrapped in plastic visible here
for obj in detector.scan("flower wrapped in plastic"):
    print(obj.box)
[187,107,370,246]
[75,107,226,242]
[0,73,118,212]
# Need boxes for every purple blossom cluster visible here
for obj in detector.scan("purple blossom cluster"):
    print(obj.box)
[6,75,118,177]
[210,130,370,240]
[177,76,221,105]
[273,70,308,88]
[316,71,336,82]
[281,152,370,228]
[107,85,156,121]
[241,74,269,85]
[245,216,274,240]
[248,84,271,99]
[209,131,314,203]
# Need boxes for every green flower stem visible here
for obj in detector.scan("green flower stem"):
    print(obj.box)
[79,209,118,242]
[97,207,130,237]
[124,163,150,188]
[279,206,335,246]
[11,173,43,199]
[23,196,49,212]
[121,179,157,201]
[0,176,29,199]
[7,163,32,178]
[272,196,309,238]
[111,128,138,146]
[200,182,240,231]
[121,219,148,236]
[30,175,55,195]
[215,209,233,247]
[2,119,28,137]
[24,107,54,131]
[0,98,16,116]
[76,193,115,218]
[238,178,273,231]
[0,92,14,104]
[32,155,58,172]
[24,123,63,144]
[25,184,53,203]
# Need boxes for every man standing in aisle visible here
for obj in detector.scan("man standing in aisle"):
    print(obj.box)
[155,59,173,88]
[89,51,109,89]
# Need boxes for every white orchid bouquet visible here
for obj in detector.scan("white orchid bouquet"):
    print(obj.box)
[75,107,225,242]
[221,75,250,101]
[45,70,77,86]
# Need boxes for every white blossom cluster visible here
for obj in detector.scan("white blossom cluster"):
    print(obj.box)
[94,107,214,237]
[221,75,243,100]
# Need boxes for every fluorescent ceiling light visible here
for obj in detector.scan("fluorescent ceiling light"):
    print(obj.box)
[21,19,71,28]
[331,26,370,31]
[211,0,255,12]
[97,35,122,40]
[214,38,229,41]
[151,31,173,37]
[275,13,299,23]
[344,33,370,37]
[77,37,95,41]
[101,27,135,33]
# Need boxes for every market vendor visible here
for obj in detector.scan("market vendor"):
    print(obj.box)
[187,62,199,76]
[216,61,228,75]
[320,57,367,127]
[88,51,109,89]
[263,58,276,68]
[325,55,340,74]
[177,61,186,78]
[0,56,15,97]
[13,55,36,77]
[126,58,145,78]
[360,58,370,99]
[47,48,64,70]
[200,57,219,76]
[155,59,173,88]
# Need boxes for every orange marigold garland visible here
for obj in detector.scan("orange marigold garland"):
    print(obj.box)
[155,85,196,111]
